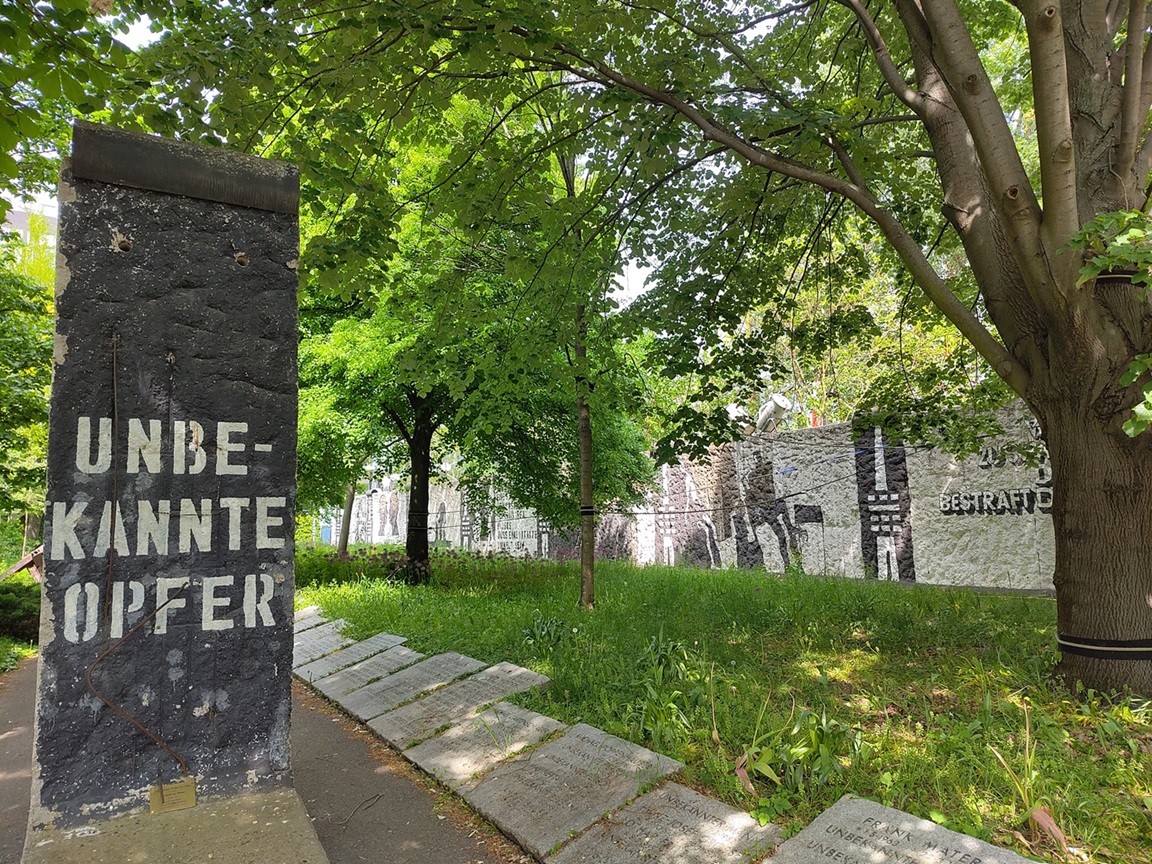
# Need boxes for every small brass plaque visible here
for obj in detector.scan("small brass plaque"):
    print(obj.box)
[149,777,197,814]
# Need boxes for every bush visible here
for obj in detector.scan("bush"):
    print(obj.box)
[0,578,40,642]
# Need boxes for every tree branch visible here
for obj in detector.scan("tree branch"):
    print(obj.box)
[526,46,1029,397]
[833,0,926,115]
[382,403,412,447]
[1117,0,1148,184]
[1023,0,1080,247]
[909,1,1050,299]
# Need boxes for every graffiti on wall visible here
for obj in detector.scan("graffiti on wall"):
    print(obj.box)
[328,408,1054,591]
[854,427,915,581]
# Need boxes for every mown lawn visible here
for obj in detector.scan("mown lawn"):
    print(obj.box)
[297,546,1152,864]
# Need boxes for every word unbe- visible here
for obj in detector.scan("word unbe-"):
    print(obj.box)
[48,497,287,560]
[61,573,276,644]
[73,416,272,476]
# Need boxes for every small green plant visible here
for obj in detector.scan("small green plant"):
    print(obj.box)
[989,702,1041,814]
[738,703,857,793]
[624,680,691,749]
[522,613,564,655]
[749,790,795,827]
[988,702,1072,856]
[1071,209,1152,289]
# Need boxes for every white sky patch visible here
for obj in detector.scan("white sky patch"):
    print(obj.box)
[611,260,652,307]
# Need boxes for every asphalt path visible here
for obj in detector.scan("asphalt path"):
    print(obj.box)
[0,658,526,864]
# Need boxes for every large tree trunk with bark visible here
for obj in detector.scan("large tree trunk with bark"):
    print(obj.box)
[1042,401,1152,695]
[405,418,433,585]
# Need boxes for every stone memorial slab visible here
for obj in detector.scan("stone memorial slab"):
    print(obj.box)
[312,645,425,699]
[292,620,353,668]
[768,795,1034,864]
[336,652,487,721]
[548,782,779,864]
[368,662,551,749]
[294,630,407,682]
[405,703,567,789]
[460,723,683,861]
[33,122,299,829]
[293,609,327,633]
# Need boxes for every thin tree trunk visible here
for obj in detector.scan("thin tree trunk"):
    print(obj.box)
[576,302,595,609]
[405,422,433,585]
[23,512,42,554]
[1043,402,1152,695]
[337,482,355,557]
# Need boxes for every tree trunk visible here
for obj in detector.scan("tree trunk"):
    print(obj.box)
[1043,403,1152,695]
[576,303,595,610]
[23,512,42,554]
[337,482,355,557]
[405,422,433,585]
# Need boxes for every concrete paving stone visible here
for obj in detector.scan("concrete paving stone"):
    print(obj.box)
[293,620,355,668]
[460,723,683,861]
[368,662,551,750]
[312,645,426,700]
[547,782,779,864]
[767,795,1035,864]
[294,631,408,683]
[405,702,568,789]
[294,608,327,633]
[336,653,487,722]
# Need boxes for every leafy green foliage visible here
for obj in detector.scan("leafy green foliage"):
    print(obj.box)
[1072,211,1152,289]
[0,576,39,642]
[0,234,51,513]
[0,0,135,214]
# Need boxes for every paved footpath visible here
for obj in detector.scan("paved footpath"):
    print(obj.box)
[0,654,526,864]
[294,608,780,864]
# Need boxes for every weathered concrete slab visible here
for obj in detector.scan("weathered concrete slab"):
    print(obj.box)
[336,653,487,722]
[405,703,567,789]
[768,795,1034,864]
[548,782,778,864]
[293,620,354,668]
[294,631,407,682]
[312,645,425,700]
[369,662,550,750]
[22,787,327,864]
[294,609,326,633]
[460,723,682,861]
[33,122,299,830]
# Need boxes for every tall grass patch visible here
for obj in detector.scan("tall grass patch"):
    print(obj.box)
[298,550,1151,864]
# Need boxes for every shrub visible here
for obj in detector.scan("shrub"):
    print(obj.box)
[0,578,40,642]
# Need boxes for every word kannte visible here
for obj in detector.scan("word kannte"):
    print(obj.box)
[48,497,287,561]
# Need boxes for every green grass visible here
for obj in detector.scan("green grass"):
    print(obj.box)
[298,548,1152,864]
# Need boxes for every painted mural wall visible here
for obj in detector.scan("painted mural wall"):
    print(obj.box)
[327,411,1055,591]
